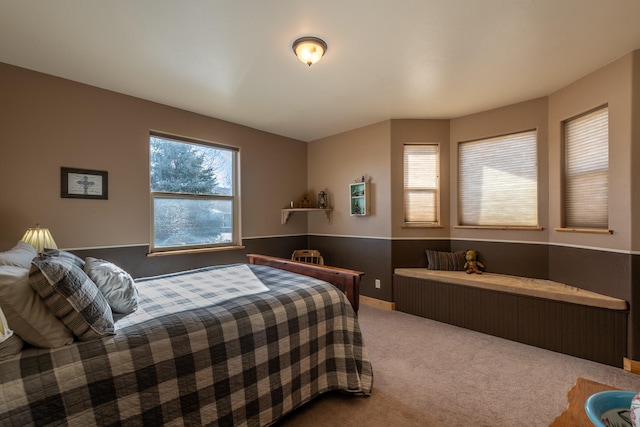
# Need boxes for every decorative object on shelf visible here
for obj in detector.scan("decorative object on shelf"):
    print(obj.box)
[61,167,108,200]
[299,193,312,208]
[317,191,328,209]
[21,224,57,254]
[292,36,327,66]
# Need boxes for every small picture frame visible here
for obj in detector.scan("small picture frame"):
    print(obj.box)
[61,167,108,200]
[299,193,312,208]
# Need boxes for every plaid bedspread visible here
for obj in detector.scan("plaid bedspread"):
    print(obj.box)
[0,264,373,426]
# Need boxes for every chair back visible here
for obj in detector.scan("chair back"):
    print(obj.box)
[291,249,324,265]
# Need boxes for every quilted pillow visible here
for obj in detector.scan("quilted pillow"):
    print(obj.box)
[30,257,114,340]
[42,248,85,268]
[425,249,466,271]
[0,265,74,348]
[0,241,37,269]
[84,257,139,314]
[0,306,24,360]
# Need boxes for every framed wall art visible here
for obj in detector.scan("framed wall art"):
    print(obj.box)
[61,167,108,200]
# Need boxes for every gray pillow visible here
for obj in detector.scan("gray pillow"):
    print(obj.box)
[42,248,85,268]
[30,257,114,341]
[0,265,74,348]
[425,249,466,271]
[0,241,37,269]
[84,257,138,314]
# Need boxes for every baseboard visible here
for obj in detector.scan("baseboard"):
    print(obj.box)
[624,357,640,374]
[360,295,395,310]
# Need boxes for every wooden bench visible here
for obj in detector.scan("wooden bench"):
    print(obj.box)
[394,269,628,367]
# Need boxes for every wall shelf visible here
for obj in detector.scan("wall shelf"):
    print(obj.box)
[281,208,332,225]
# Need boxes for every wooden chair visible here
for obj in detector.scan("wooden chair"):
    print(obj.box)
[291,249,324,265]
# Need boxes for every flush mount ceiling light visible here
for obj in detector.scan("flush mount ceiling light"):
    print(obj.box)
[292,36,327,66]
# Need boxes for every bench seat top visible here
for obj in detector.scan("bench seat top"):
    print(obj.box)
[394,269,628,311]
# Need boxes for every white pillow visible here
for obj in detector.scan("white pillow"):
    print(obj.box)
[0,305,23,360]
[0,265,74,348]
[0,241,37,269]
[84,257,139,314]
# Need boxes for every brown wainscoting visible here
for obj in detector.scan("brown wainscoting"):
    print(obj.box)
[391,239,450,269]
[450,240,550,279]
[548,245,630,300]
[308,235,393,302]
[630,254,640,361]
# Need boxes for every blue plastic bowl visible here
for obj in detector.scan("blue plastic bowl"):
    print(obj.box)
[585,390,637,426]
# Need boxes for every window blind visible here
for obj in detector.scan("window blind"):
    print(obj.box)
[404,144,439,223]
[458,130,538,227]
[563,106,609,229]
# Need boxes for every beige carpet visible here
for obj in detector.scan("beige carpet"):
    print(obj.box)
[275,304,640,426]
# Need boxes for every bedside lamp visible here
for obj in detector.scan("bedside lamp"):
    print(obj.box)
[21,224,57,254]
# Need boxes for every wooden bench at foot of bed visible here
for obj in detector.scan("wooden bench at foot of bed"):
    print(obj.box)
[394,269,628,367]
[247,254,363,313]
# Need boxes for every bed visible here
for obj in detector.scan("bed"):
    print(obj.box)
[0,249,373,426]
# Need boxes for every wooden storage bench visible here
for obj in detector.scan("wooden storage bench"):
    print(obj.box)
[394,269,628,367]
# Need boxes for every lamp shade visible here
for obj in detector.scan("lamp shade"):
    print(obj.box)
[21,225,57,254]
[292,36,327,66]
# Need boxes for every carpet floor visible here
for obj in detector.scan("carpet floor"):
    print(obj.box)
[275,304,640,426]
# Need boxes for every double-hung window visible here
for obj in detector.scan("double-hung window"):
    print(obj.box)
[562,106,609,230]
[149,132,240,252]
[403,144,439,225]
[458,130,538,227]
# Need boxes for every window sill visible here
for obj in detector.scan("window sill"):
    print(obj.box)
[402,224,443,229]
[147,245,245,257]
[455,226,544,231]
[554,227,613,235]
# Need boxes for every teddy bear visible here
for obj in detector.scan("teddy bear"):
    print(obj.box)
[464,250,485,274]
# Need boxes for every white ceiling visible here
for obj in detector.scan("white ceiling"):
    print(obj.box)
[2,1,640,142]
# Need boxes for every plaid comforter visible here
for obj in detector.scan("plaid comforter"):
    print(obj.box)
[0,264,373,426]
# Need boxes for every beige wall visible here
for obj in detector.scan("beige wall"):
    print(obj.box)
[548,52,633,251]
[0,63,308,250]
[307,121,391,238]
[2,49,637,255]
[633,51,640,252]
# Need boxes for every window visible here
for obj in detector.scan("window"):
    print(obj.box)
[458,130,538,227]
[403,144,439,225]
[563,106,609,229]
[149,133,240,252]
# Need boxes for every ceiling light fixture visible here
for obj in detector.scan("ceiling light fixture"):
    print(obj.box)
[292,36,327,66]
